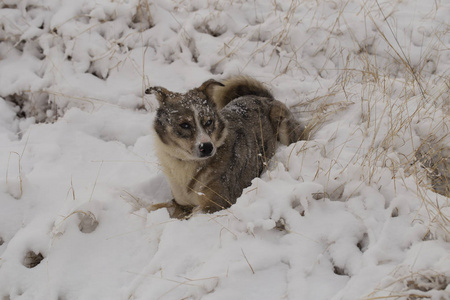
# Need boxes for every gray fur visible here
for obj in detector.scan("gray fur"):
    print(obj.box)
[147,76,304,217]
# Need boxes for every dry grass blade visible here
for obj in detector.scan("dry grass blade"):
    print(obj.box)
[89,160,104,202]
[374,1,426,98]
[241,248,255,274]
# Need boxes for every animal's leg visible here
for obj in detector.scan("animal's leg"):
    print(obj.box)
[147,200,193,219]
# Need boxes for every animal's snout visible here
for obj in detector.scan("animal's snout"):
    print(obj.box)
[199,142,214,157]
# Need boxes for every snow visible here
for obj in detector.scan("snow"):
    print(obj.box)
[0,0,449,299]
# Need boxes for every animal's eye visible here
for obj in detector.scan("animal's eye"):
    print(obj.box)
[179,122,191,129]
[204,120,213,127]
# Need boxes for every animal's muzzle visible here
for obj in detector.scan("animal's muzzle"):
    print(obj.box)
[199,142,214,157]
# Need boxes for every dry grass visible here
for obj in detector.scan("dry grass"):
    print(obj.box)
[206,1,449,295]
[364,268,450,299]
[185,0,450,244]
[65,0,450,297]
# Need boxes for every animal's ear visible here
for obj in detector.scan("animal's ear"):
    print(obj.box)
[145,86,174,104]
[198,79,224,101]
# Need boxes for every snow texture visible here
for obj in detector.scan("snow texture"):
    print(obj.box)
[0,0,449,299]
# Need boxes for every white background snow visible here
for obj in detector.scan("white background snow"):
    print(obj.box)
[0,0,449,299]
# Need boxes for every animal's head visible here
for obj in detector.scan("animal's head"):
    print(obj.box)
[146,79,228,161]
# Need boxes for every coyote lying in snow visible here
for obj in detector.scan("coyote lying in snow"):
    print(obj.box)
[146,76,304,217]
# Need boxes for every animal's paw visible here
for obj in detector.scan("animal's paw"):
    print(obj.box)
[147,200,193,219]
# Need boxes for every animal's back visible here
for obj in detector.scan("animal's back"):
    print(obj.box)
[195,77,303,211]
[214,96,278,203]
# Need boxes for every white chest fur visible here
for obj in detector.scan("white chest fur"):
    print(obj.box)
[154,138,200,206]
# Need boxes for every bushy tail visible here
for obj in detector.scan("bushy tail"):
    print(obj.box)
[213,76,274,109]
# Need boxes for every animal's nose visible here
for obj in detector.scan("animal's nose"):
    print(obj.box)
[199,142,214,157]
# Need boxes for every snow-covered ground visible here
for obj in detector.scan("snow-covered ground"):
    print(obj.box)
[1,0,449,299]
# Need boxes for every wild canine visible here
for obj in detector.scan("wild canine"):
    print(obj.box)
[146,76,304,217]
